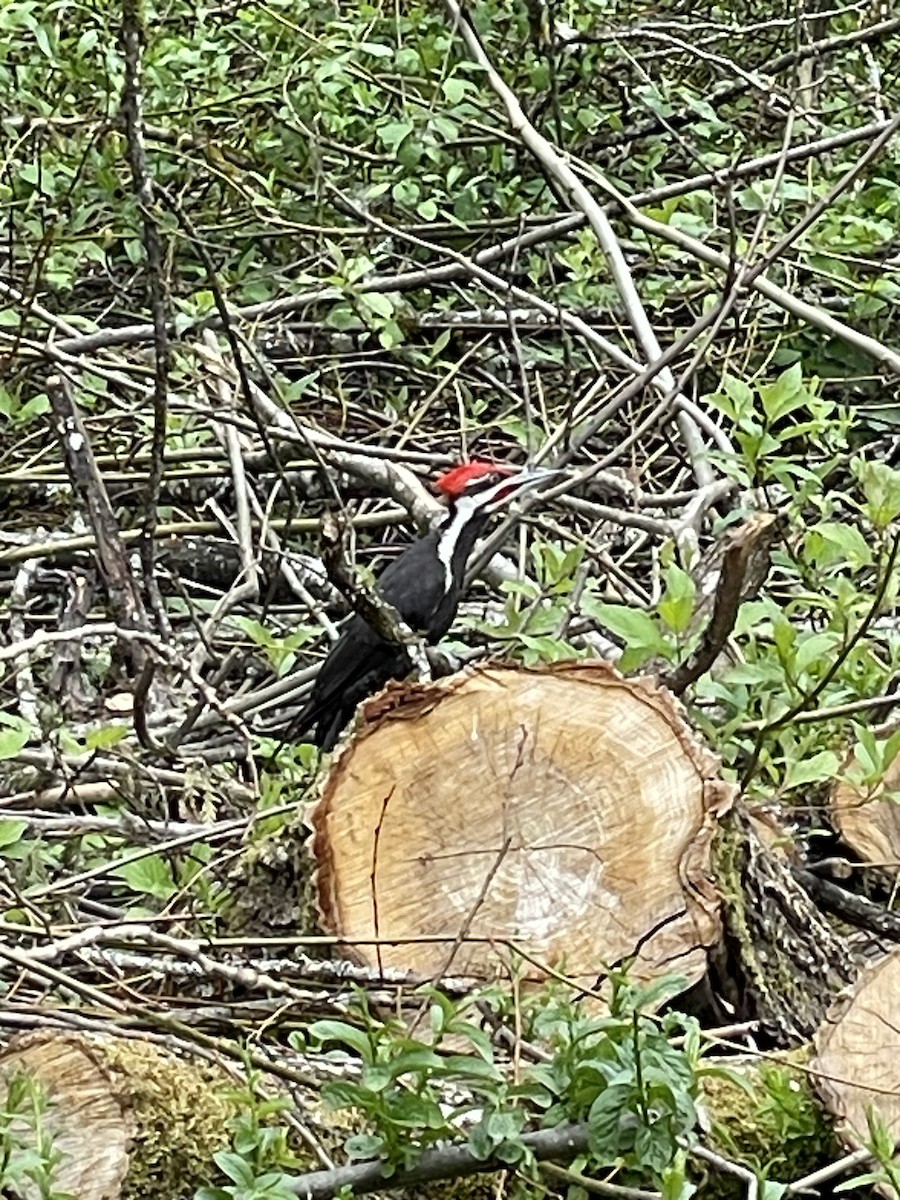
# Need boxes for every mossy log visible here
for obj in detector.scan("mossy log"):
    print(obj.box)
[699,1051,839,1196]
[0,1028,850,1200]
[709,806,859,1041]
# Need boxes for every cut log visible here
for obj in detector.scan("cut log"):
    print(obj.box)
[812,948,900,1175]
[0,1032,132,1200]
[0,1030,236,1200]
[311,663,732,995]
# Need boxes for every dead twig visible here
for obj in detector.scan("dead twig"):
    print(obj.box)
[319,512,431,681]
[662,513,779,695]
[46,374,149,643]
[119,0,170,623]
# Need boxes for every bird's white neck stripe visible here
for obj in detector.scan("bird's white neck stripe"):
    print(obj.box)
[437,495,478,591]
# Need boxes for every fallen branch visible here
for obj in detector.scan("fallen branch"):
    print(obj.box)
[286,1122,594,1200]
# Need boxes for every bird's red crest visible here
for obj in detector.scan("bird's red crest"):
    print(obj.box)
[435,460,513,499]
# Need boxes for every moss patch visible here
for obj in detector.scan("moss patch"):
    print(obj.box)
[101,1040,236,1199]
[700,1050,839,1195]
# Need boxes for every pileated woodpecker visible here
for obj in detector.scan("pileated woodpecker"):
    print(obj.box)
[291,461,558,750]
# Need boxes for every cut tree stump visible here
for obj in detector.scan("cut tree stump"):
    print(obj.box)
[813,947,900,1190]
[311,662,733,994]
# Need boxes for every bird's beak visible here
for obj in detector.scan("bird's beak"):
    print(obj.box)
[486,466,564,512]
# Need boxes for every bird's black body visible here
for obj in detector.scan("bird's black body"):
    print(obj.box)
[291,463,555,750]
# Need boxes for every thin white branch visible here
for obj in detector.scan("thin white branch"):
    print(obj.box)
[444,0,714,487]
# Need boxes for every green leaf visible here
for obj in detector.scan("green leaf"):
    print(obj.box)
[382,1048,444,1080]
[391,178,419,207]
[362,1064,392,1093]
[345,1133,384,1160]
[587,1082,635,1154]
[359,41,393,58]
[658,562,696,635]
[722,374,754,416]
[377,320,404,349]
[360,291,395,319]
[213,1150,255,1186]
[468,1122,494,1161]
[806,522,873,569]
[851,724,880,778]
[321,1080,370,1111]
[377,119,414,149]
[486,1108,525,1141]
[493,1138,527,1164]
[394,47,420,73]
[758,363,805,422]
[326,304,360,331]
[0,819,27,851]
[308,1020,372,1058]
[76,28,98,56]
[431,114,458,142]
[33,23,53,57]
[86,725,129,751]
[434,1054,502,1083]
[880,727,900,772]
[585,602,671,670]
[835,1173,888,1192]
[771,613,797,661]
[440,1015,494,1061]
[13,394,50,424]
[793,632,839,677]
[784,750,841,790]
[111,855,176,900]
[0,714,31,759]
[442,77,470,104]
[853,459,900,530]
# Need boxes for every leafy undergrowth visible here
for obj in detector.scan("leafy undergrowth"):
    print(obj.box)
[2,1,900,1197]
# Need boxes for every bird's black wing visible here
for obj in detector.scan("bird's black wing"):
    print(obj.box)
[376,529,457,630]
[291,530,453,749]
